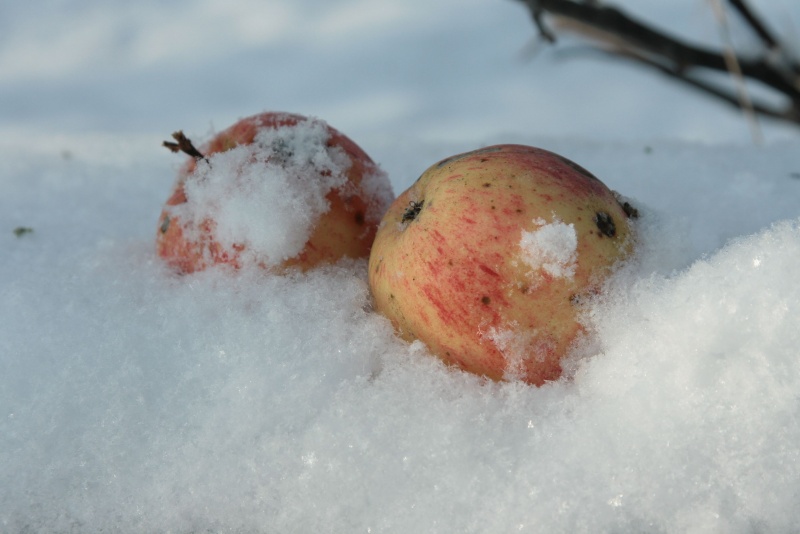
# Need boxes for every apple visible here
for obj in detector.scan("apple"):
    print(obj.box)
[157,112,394,273]
[368,144,638,385]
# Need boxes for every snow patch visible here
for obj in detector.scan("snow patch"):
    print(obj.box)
[484,323,555,381]
[173,118,351,266]
[519,217,578,279]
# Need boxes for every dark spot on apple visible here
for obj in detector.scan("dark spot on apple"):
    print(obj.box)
[621,201,639,219]
[520,284,529,294]
[571,286,601,306]
[594,211,616,237]
[354,211,365,225]
[481,296,491,305]
[402,200,424,223]
[482,182,491,187]
[612,191,639,219]
[160,216,170,233]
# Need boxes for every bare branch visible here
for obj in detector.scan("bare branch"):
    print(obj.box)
[710,0,763,143]
[517,0,800,129]
[614,49,793,123]
[727,0,779,50]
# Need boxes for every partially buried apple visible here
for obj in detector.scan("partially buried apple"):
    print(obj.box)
[368,144,638,385]
[157,112,394,273]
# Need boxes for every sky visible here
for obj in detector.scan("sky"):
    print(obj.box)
[2,1,800,532]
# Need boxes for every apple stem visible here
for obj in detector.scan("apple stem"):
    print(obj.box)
[163,131,207,162]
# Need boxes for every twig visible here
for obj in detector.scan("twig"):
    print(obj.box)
[163,131,206,160]
[709,0,763,143]
[612,48,792,123]
[727,0,779,50]
[517,0,800,129]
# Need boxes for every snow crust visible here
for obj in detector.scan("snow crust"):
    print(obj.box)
[2,135,799,532]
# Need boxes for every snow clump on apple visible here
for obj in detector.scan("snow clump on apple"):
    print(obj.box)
[157,112,394,273]
[178,121,349,265]
[519,217,578,280]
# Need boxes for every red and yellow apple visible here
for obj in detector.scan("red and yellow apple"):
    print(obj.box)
[157,112,393,273]
[368,144,637,385]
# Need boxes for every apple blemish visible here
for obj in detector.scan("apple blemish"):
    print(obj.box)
[594,211,617,238]
[621,201,639,219]
[401,200,424,223]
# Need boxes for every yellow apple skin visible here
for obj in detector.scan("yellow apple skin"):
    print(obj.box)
[368,144,636,385]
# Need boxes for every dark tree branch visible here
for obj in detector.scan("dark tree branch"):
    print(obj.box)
[518,0,800,129]
[617,49,793,123]
[532,5,556,43]
[727,0,778,50]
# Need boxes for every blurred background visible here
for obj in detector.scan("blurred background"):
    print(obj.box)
[1,0,799,147]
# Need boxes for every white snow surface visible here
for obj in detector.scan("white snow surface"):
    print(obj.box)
[2,0,800,531]
[2,134,799,533]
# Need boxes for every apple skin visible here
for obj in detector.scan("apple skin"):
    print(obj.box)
[368,144,636,385]
[157,112,392,273]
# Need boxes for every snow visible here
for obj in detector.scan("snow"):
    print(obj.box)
[2,0,800,532]
[519,218,578,279]
[3,135,799,532]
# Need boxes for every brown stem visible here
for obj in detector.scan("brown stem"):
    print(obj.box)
[162,131,205,160]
